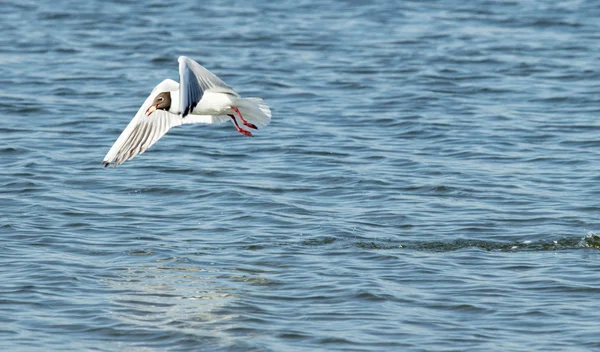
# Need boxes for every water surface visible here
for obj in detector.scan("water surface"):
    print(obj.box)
[2,0,600,351]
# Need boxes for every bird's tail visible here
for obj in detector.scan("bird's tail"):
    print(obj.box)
[234,97,272,129]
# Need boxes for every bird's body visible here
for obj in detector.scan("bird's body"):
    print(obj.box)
[102,56,271,167]
[194,90,234,115]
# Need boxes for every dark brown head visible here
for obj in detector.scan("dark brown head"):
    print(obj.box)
[145,91,172,116]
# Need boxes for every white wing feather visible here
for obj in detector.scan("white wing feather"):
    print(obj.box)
[102,109,182,167]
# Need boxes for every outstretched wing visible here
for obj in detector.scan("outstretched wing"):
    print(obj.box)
[178,56,239,117]
[102,109,232,167]
[101,78,183,167]
[102,109,183,168]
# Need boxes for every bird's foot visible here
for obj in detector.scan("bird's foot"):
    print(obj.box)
[243,121,257,130]
[228,114,253,137]
[230,106,257,130]
[237,128,253,137]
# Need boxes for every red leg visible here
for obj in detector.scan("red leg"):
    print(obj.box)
[230,106,257,130]
[228,114,252,137]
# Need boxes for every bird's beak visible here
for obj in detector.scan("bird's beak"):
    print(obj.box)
[146,105,157,116]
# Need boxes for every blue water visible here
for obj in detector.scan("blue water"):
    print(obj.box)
[2,0,600,351]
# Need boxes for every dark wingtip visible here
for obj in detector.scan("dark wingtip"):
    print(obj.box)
[101,161,109,168]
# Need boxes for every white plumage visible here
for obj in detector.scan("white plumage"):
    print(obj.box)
[102,56,271,167]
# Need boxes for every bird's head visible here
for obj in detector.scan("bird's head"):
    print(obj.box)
[145,91,172,116]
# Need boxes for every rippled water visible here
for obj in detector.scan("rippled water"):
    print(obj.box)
[2,0,600,351]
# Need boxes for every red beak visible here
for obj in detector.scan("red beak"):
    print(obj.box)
[146,105,158,116]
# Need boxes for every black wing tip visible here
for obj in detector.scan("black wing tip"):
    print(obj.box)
[182,102,198,118]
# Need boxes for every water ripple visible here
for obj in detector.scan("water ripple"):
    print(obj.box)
[2,0,600,351]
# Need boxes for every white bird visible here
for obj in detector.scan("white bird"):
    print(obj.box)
[102,56,271,167]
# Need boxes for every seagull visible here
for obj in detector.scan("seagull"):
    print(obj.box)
[101,56,271,167]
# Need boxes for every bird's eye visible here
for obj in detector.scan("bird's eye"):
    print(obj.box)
[158,97,164,102]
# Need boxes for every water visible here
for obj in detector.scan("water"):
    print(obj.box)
[2,0,600,350]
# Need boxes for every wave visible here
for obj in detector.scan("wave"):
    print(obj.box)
[341,233,600,252]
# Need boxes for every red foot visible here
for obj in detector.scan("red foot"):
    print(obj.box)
[230,106,257,130]
[243,120,257,130]
[228,114,253,137]
[237,128,253,137]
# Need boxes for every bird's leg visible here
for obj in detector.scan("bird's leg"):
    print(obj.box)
[230,106,257,130]
[228,114,252,137]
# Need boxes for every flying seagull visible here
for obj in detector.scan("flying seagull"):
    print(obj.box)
[102,56,271,167]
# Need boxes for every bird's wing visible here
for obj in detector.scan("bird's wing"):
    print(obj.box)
[102,110,233,167]
[102,79,185,167]
[178,56,239,117]
[102,108,183,168]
